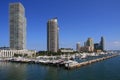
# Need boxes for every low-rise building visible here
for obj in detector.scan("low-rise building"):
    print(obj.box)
[0,49,36,58]
[80,46,94,52]
[59,48,74,53]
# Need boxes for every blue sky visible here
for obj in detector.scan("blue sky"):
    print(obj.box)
[0,0,120,50]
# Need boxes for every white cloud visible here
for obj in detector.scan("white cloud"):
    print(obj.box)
[113,41,120,46]
[106,41,120,50]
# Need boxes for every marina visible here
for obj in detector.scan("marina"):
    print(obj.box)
[0,52,119,70]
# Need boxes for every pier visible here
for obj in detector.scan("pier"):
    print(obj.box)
[65,54,118,69]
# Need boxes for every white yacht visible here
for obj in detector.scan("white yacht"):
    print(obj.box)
[64,60,78,67]
[81,53,87,59]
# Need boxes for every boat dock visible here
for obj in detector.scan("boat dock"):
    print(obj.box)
[65,54,118,69]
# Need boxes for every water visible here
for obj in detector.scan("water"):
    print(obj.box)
[0,56,120,80]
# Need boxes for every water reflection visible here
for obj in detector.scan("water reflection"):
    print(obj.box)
[0,62,27,80]
[0,56,120,80]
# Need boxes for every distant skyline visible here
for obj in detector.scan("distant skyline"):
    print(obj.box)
[0,0,120,50]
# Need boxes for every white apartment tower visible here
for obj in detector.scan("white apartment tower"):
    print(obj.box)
[9,3,26,50]
[47,18,59,52]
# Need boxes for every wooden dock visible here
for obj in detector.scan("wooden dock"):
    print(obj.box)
[65,54,118,69]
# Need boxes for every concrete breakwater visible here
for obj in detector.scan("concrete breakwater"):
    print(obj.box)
[65,54,118,69]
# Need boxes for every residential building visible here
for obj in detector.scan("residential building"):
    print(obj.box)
[0,50,36,58]
[76,42,80,52]
[47,18,59,52]
[9,2,26,50]
[86,38,94,52]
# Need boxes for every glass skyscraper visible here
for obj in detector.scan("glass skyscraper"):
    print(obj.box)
[100,36,105,51]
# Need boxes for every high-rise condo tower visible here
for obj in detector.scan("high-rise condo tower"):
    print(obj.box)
[47,18,59,52]
[9,3,26,50]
